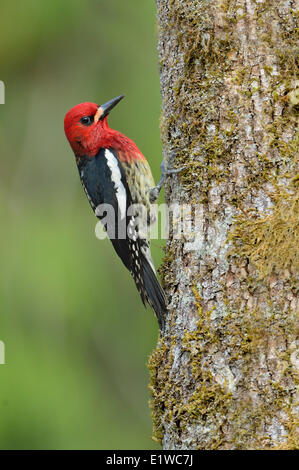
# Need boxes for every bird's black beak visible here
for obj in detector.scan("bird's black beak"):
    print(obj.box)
[94,95,125,122]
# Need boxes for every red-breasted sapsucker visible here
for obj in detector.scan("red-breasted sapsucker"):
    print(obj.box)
[64,95,167,330]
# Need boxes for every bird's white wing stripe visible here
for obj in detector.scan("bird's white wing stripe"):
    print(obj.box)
[104,149,127,219]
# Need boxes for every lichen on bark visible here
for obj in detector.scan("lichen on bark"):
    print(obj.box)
[149,0,299,450]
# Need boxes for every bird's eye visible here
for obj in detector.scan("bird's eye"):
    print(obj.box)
[80,116,93,126]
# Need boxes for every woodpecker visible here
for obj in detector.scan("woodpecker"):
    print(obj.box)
[64,95,167,330]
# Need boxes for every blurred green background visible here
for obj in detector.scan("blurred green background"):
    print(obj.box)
[0,0,164,449]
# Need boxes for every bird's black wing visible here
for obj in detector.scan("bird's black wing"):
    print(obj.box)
[79,148,147,304]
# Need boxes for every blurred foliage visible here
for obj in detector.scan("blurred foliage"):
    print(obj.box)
[0,0,164,449]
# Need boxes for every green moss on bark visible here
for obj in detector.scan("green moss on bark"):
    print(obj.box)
[228,182,299,279]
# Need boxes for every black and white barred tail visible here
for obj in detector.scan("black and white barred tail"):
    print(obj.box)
[128,236,167,331]
[141,253,167,331]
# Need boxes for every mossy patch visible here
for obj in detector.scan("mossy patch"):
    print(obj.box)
[228,180,299,279]
[147,338,171,444]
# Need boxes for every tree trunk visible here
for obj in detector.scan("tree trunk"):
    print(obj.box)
[148,0,298,450]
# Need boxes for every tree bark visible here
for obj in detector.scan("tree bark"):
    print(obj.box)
[148,0,299,450]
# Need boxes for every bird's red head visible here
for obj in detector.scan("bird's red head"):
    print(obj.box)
[64,95,125,157]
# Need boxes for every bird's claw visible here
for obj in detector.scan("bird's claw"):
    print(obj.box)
[149,164,185,203]
[149,186,161,203]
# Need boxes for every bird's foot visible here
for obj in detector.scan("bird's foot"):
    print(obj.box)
[149,186,161,203]
[149,151,185,203]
